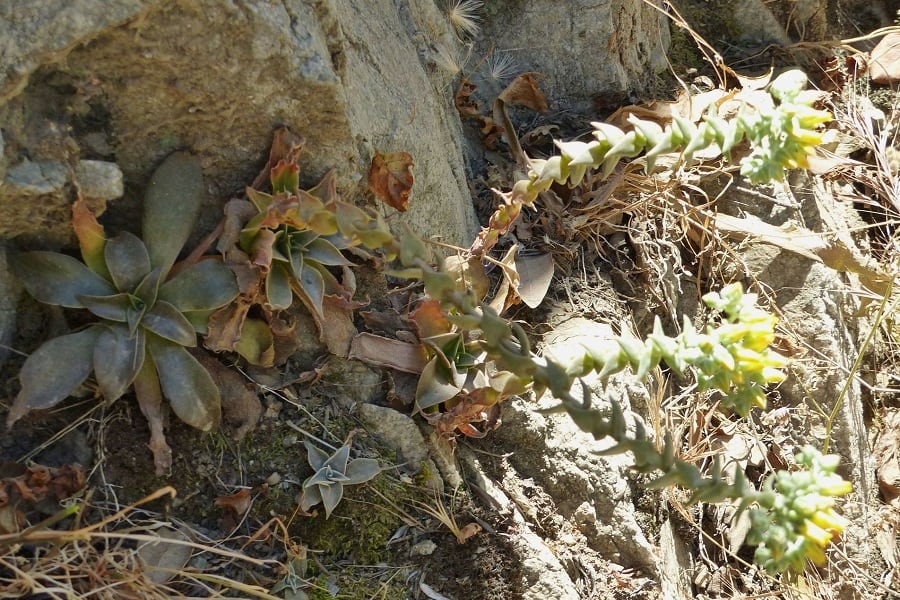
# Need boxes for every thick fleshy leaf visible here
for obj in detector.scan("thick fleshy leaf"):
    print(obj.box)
[94,325,145,401]
[158,259,238,312]
[305,238,352,266]
[12,251,115,307]
[320,483,344,518]
[182,309,214,334]
[126,305,145,338]
[307,467,349,486]
[141,301,197,346]
[344,458,381,485]
[233,318,275,366]
[7,327,102,426]
[415,357,464,411]
[304,441,330,471]
[147,335,221,431]
[246,188,274,213]
[143,152,204,274]
[296,263,325,319]
[105,232,152,293]
[72,199,110,280]
[134,267,164,307]
[322,443,351,474]
[265,263,294,310]
[78,292,133,322]
[299,483,323,513]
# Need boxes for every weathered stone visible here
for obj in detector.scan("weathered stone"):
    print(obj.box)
[74,160,124,202]
[479,0,670,110]
[0,0,151,101]
[0,0,483,247]
[495,314,659,573]
[5,159,67,195]
[0,159,75,244]
[357,402,441,488]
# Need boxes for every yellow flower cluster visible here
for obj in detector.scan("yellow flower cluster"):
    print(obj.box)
[685,284,789,415]
[748,446,852,573]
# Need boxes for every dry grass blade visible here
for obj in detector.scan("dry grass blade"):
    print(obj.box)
[0,486,285,599]
[410,490,480,544]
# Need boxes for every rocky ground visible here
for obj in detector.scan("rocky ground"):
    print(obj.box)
[2,1,900,599]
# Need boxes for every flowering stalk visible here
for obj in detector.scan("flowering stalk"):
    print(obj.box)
[509,69,831,207]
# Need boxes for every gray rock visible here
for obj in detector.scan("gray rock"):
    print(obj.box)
[495,314,659,573]
[0,0,151,100]
[0,0,483,247]
[74,160,124,201]
[5,159,67,195]
[479,0,670,109]
[357,403,433,475]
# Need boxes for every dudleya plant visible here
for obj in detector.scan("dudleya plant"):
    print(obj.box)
[748,446,852,574]
[510,69,831,207]
[298,440,381,518]
[8,153,239,475]
[390,216,851,573]
[576,283,788,417]
[210,140,393,364]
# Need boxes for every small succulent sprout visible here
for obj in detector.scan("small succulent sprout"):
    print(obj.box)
[298,440,381,518]
[9,153,239,475]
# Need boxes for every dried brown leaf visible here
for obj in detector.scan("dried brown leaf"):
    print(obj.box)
[411,298,452,340]
[251,127,304,190]
[454,77,481,117]
[349,333,428,373]
[874,409,900,505]
[442,254,490,300]
[498,72,548,112]
[136,526,193,586]
[369,150,414,212]
[215,487,253,517]
[869,32,900,84]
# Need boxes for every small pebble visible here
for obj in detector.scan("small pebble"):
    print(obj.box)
[266,472,282,486]
[410,539,437,556]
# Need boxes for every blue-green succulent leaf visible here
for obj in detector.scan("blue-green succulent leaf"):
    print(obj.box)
[297,263,325,319]
[323,443,352,474]
[320,483,344,518]
[104,231,152,293]
[299,484,323,513]
[134,267,164,307]
[344,458,381,485]
[305,440,330,471]
[7,326,103,426]
[94,324,145,401]
[265,263,294,310]
[147,334,221,431]
[143,152,205,275]
[12,251,115,307]
[158,259,238,312]
[78,293,133,323]
[141,301,198,347]
[304,238,353,266]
